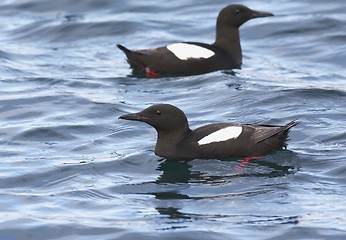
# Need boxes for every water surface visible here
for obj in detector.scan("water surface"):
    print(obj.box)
[0,0,345,239]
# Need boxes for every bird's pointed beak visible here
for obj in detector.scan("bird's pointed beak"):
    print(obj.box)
[119,112,148,122]
[251,10,274,18]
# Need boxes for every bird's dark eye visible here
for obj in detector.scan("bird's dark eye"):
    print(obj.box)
[156,110,161,116]
[235,9,240,14]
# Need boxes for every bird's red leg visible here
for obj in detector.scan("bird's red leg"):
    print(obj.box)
[235,155,264,172]
[145,67,160,78]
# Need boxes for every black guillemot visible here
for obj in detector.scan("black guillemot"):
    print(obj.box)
[119,104,299,159]
[117,4,273,77]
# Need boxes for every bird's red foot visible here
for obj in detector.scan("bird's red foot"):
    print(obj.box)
[236,155,264,172]
[145,67,160,78]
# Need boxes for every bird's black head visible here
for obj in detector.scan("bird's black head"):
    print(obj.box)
[119,104,190,133]
[217,4,274,28]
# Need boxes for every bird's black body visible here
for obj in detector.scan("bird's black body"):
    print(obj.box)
[117,42,237,76]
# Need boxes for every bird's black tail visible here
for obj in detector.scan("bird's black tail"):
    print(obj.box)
[117,44,146,70]
[284,120,300,131]
[117,44,132,54]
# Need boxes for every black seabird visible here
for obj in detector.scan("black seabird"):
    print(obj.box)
[119,104,299,159]
[117,4,273,77]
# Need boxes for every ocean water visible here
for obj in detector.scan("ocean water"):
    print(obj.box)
[0,0,345,239]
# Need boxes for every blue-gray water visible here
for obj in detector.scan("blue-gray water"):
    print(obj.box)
[0,0,345,239]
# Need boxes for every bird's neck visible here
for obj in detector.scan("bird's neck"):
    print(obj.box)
[155,127,191,158]
[214,27,242,66]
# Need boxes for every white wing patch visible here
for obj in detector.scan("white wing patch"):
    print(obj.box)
[198,126,243,145]
[166,43,215,60]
